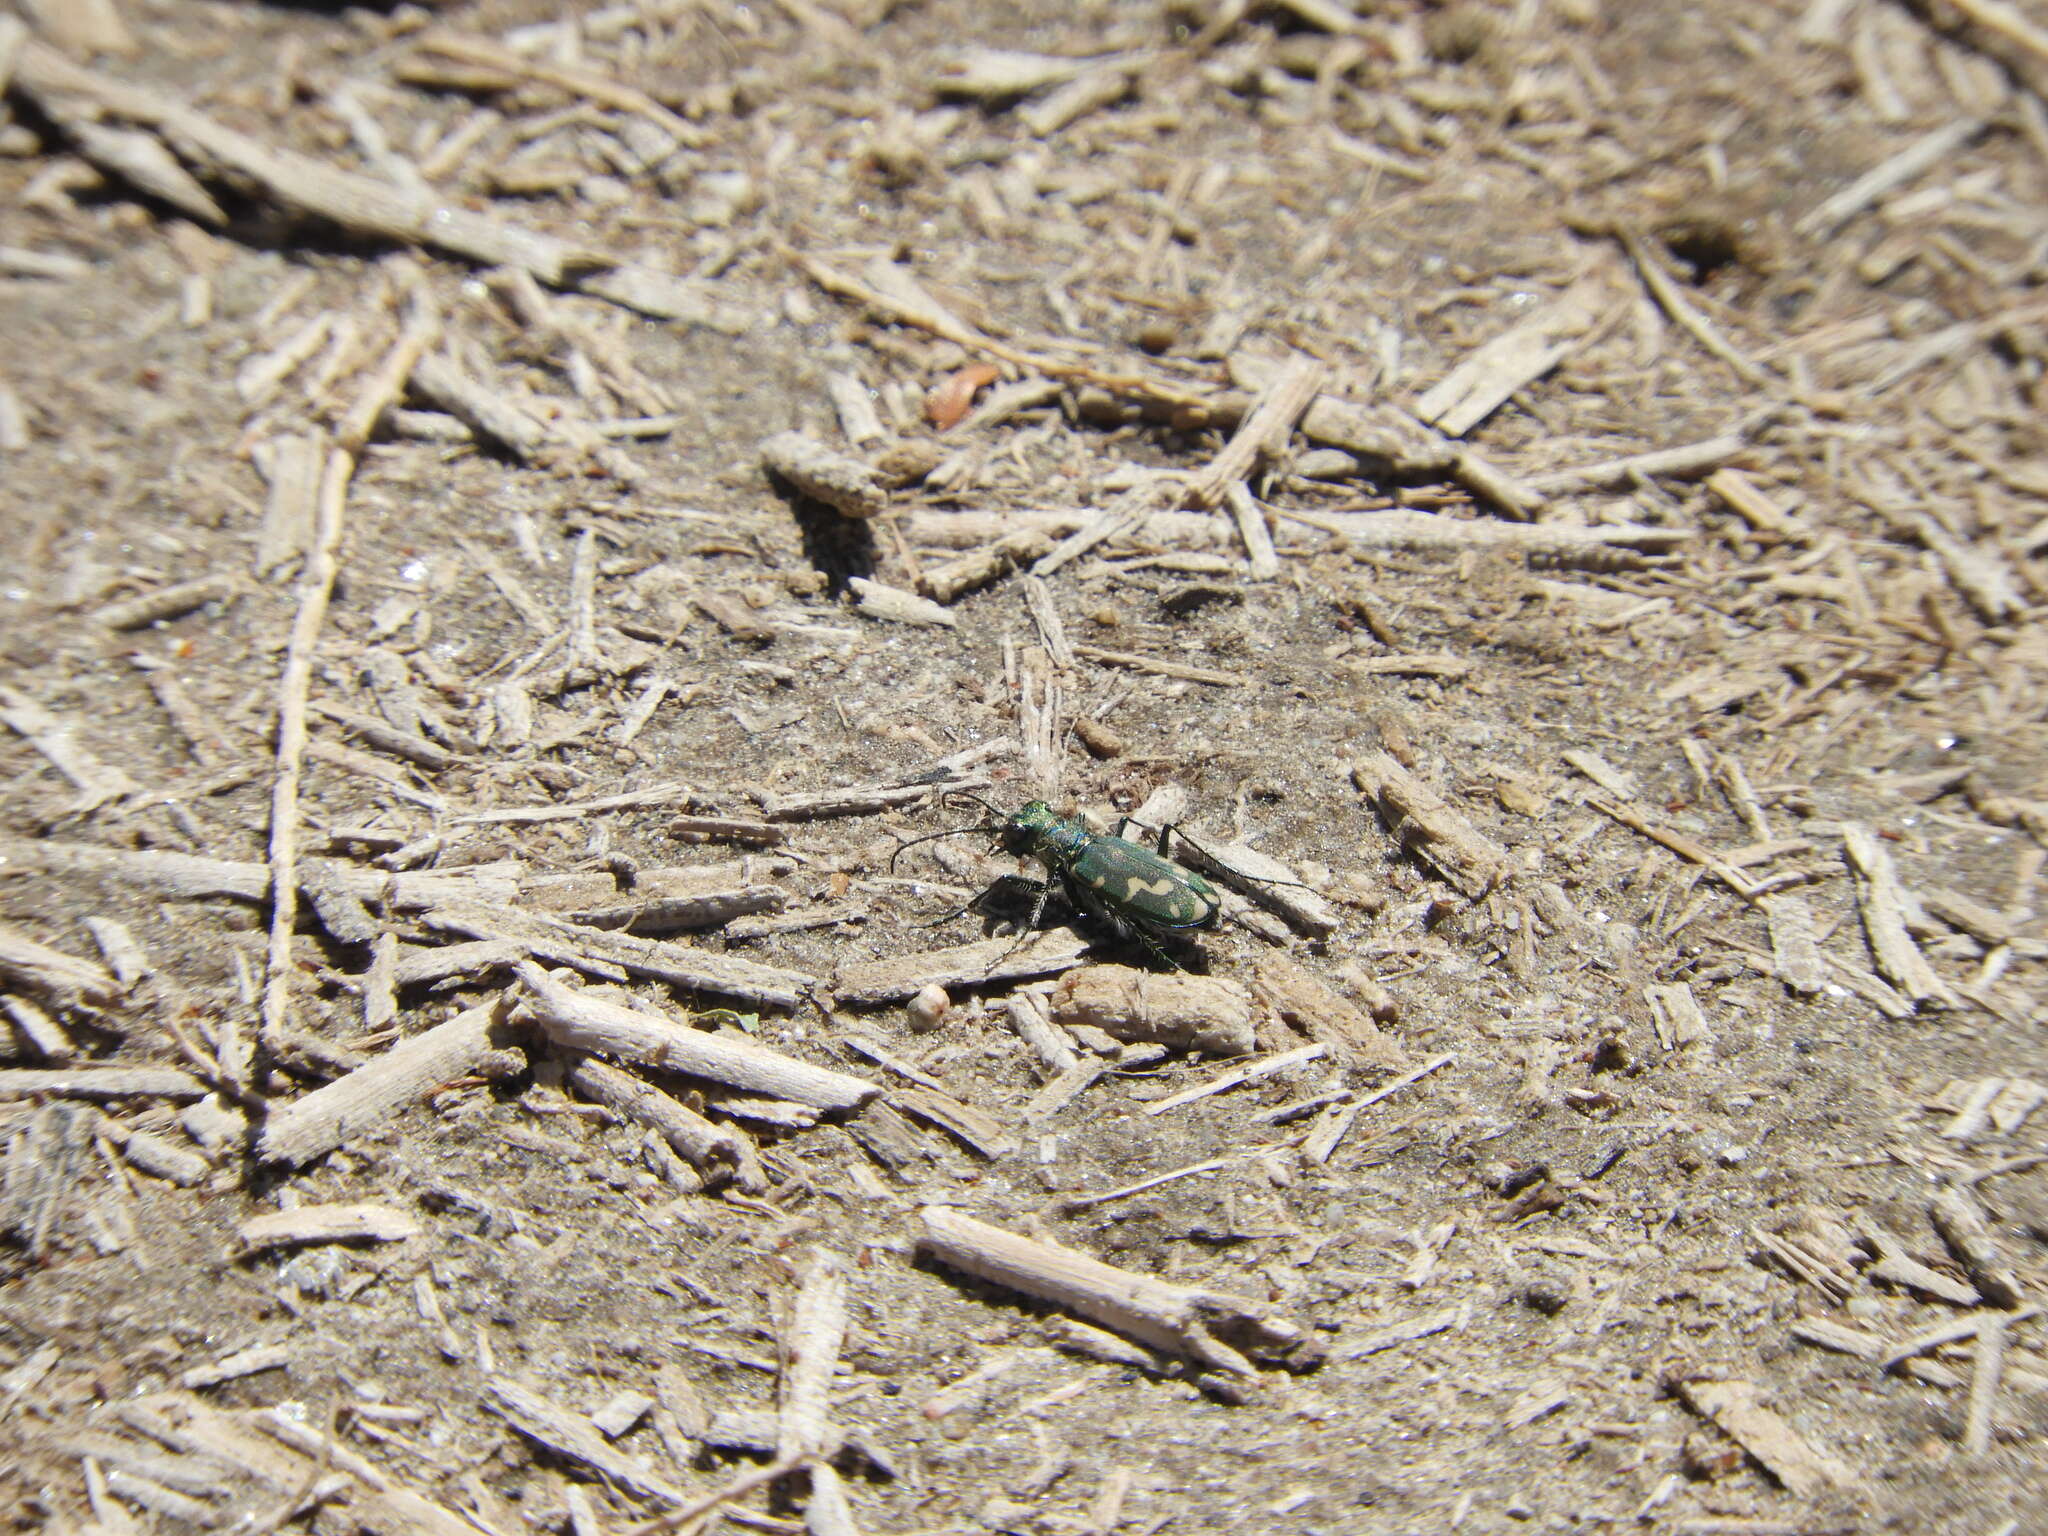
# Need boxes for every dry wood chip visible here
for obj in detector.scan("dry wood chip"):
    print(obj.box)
[761,430,886,518]
[15,43,739,325]
[1071,645,1245,687]
[590,1390,656,1440]
[178,1342,291,1391]
[1344,652,1472,681]
[1644,983,1710,1049]
[1504,1379,1572,1430]
[936,47,1102,99]
[0,687,142,811]
[1023,1061,1106,1123]
[93,574,242,631]
[1928,1185,2024,1309]
[1142,1043,1326,1116]
[2,995,72,1061]
[424,897,814,1009]
[0,923,119,1010]
[486,1377,687,1505]
[0,1066,206,1100]
[1051,965,1254,1056]
[515,962,876,1111]
[238,1201,420,1255]
[1859,1219,1981,1306]
[1337,511,1686,558]
[849,576,957,627]
[1413,275,1611,436]
[1353,754,1507,897]
[1525,434,1746,497]
[762,774,987,823]
[1560,749,1636,798]
[1250,954,1405,1070]
[1164,833,1338,936]
[834,928,1091,1005]
[1841,823,1953,1008]
[1794,115,1990,236]
[889,1086,1018,1159]
[1185,353,1324,508]
[258,1000,525,1165]
[1878,1306,2039,1371]
[566,1055,761,1192]
[1338,1304,1464,1360]
[1666,1375,1851,1496]
[921,529,1057,603]
[1760,895,1826,995]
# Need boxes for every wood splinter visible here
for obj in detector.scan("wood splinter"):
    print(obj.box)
[918,1206,1315,1380]
[761,430,887,518]
[513,961,877,1112]
[1353,753,1508,897]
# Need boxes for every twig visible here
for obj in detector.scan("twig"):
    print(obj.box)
[1586,795,1760,902]
[618,1456,810,1536]
[1618,229,1773,388]
[1143,1044,1327,1116]
[9,41,736,325]
[1964,1315,2007,1459]
[1223,483,1280,580]
[255,443,351,1089]
[1070,646,1244,687]
[336,286,439,453]
[1184,353,1324,508]
[513,962,876,1110]
[1355,754,1509,898]
[1301,1052,1454,1164]
[257,1000,527,1165]
[916,1205,1308,1376]
[1523,434,1747,497]
[1793,116,1990,236]
[411,31,706,147]
[1841,822,1954,1008]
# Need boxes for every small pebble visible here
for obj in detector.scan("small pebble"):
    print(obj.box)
[907,984,950,1033]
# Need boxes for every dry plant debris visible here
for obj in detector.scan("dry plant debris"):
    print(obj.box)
[3,0,2048,1530]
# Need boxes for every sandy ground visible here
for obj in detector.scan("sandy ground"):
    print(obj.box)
[2,1,2046,1533]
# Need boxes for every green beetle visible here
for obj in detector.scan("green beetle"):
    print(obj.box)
[892,795,1221,958]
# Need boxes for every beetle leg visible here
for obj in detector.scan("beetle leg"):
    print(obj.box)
[1111,814,1185,865]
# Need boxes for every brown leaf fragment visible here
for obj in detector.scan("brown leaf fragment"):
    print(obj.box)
[926,363,1001,430]
[1666,1374,1851,1496]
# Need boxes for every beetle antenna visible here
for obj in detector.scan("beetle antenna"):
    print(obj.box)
[887,821,997,872]
[938,790,1004,820]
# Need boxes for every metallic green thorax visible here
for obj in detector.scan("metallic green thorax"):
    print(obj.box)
[999,801,1220,934]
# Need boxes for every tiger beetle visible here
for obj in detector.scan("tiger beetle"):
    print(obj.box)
[889,794,1222,966]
